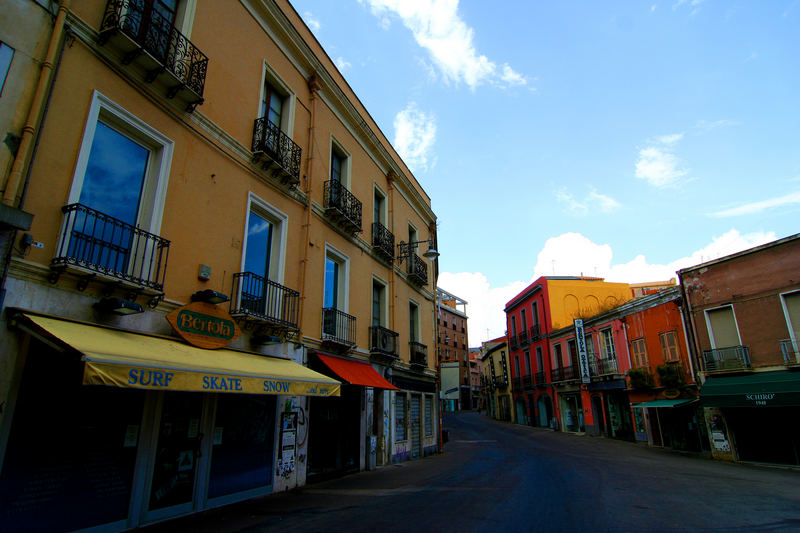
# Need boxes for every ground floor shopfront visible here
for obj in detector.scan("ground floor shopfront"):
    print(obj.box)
[0,313,340,532]
[700,371,800,465]
[630,398,706,452]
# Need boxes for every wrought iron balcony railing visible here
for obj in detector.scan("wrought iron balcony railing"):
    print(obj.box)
[251,118,302,186]
[51,203,169,292]
[534,371,547,386]
[780,339,799,365]
[523,374,534,389]
[493,375,507,388]
[322,307,356,347]
[550,365,577,383]
[409,342,428,368]
[518,330,529,346]
[702,346,752,372]
[99,0,208,109]
[371,222,395,262]
[230,272,299,330]
[530,323,541,341]
[324,180,362,234]
[589,357,619,376]
[370,325,399,359]
[511,376,523,392]
[407,254,428,286]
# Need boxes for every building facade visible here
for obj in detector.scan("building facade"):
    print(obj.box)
[679,233,800,466]
[0,1,439,530]
[480,338,512,422]
[436,287,469,410]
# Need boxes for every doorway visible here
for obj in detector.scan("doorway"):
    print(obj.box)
[592,395,606,436]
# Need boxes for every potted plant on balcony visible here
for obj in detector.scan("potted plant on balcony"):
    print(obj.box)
[656,364,686,390]
[627,368,655,390]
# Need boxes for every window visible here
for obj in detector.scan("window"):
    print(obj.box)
[330,141,350,186]
[322,245,348,336]
[585,333,595,359]
[372,278,387,327]
[258,63,295,134]
[531,302,539,327]
[0,42,14,97]
[513,353,520,377]
[782,291,800,348]
[553,343,562,369]
[395,393,406,441]
[631,337,648,368]
[705,306,740,348]
[567,339,578,367]
[600,328,616,360]
[261,80,283,128]
[64,91,172,273]
[374,187,386,225]
[520,309,527,331]
[524,350,531,375]
[535,347,544,372]
[510,316,517,337]
[409,301,419,342]
[243,194,287,283]
[659,331,680,362]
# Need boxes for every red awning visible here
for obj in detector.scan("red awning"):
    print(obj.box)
[316,353,398,390]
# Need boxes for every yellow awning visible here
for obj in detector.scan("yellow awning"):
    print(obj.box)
[17,313,340,397]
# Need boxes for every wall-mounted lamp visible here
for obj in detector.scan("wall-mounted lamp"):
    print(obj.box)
[191,289,229,305]
[397,239,439,264]
[94,297,144,315]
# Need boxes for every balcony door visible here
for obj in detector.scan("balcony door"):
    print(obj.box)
[706,306,740,348]
[241,210,273,315]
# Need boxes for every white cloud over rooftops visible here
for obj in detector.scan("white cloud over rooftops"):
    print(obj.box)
[393,102,437,173]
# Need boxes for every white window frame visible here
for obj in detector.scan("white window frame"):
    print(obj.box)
[409,298,420,342]
[258,61,296,137]
[67,90,173,237]
[703,304,742,349]
[600,328,616,360]
[779,290,800,347]
[241,192,288,284]
[372,275,389,327]
[373,184,387,225]
[323,243,349,311]
[329,137,351,188]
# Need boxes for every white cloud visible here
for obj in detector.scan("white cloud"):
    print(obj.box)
[302,11,321,32]
[635,133,688,187]
[556,187,621,215]
[694,119,737,134]
[335,57,352,71]
[360,0,527,90]
[393,102,437,172]
[441,229,776,344]
[709,191,800,218]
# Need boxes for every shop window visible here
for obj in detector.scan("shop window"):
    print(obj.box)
[659,330,680,362]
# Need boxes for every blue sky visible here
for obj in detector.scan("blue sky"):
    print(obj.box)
[291,0,800,343]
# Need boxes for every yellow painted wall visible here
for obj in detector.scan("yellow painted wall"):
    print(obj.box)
[546,279,632,330]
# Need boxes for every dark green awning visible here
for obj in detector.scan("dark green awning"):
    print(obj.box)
[632,399,698,408]
[701,371,800,408]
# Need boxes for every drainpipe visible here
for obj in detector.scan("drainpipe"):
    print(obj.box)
[296,74,321,345]
[386,171,396,332]
[678,274,703,382]
[3,0,71,207]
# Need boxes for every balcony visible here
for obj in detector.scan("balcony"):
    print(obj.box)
[512,376,523,392]
[324,180,362,234]
[529,323,541,341]
[251,118,302,187]
[518,330,529,346]
[628,367,655,390]
[370,325,399,366]
[702,346,752,372]
[509,335,519,350]
[321,307,356,350]
[589,358,619,376]
[99,0,208,112]
[523,374,534,390]
[409,342,428,370]
[406,255,428,287]
[229,272,299,331]
[534,371,547,386]
[371,222,395,263]
[493,375,507,388]
[550,365,577,383]
[780,339,799,365]
[50,203,169,293]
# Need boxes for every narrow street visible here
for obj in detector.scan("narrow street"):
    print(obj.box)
[143,411,800,533]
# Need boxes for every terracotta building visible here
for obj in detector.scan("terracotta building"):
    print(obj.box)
[436,287,469,410]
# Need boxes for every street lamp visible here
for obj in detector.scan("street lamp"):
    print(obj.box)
[396,239,439,263]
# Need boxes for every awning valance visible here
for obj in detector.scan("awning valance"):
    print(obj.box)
[316,353,398,390]
[632,399,698,409]
[15,313,340,397]
[700,371,800,408]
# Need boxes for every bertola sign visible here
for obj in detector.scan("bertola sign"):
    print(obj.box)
[166,301,242,349]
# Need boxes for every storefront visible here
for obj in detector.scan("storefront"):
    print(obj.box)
[389,373,438,462]
[557,389,584,433]
[632,399,705,452]
[700,371,800,465]
[0,313,340,531]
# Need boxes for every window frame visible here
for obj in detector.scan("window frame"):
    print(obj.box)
[373,185,387,226]
[67,90,173,237]
[631,337,648,368]
[600,328,616,360]
[371,276,388,327]
[409,299,420,342]
[323,244,349,311]
[258,61,296,136]
[703,304,741,349]
[659,330,680,362]
[0,41,14,98]
[329,138,351,187]
[241,192,288,284]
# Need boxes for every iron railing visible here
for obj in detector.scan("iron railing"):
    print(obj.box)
[52,203,169,291]
[493,375,507,388]
[370,325,399,357]
[523,374,534,389]
[509,335,520,350]
[410,342,428,368]
[512,376,523,392]
[321,307,356,347]
[230,272,299,329]
[534,371,547,386]
[529,323,541,340]
[407,254,428,286]
[550,365,577,382]
[251,118,302,185]
[324,180,362,233]
[781,339,799,365]
[371,222,395,262]
[518,329,529,346]
[702,346,752,371]
[589,357,619,376]
[100,0,208,98]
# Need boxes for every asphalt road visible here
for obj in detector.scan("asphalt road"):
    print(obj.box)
[142,411,800,533]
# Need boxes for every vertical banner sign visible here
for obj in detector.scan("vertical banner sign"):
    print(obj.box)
[500,352,509,385]
[574,319,591,384]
